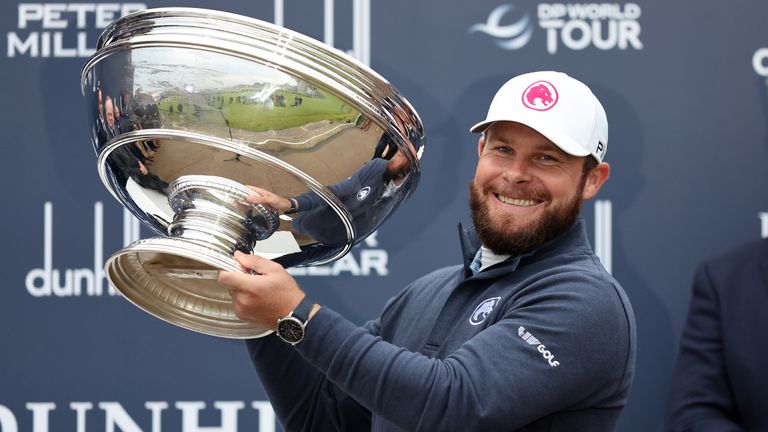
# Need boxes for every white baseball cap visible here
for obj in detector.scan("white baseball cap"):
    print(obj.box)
[470,71,608,163]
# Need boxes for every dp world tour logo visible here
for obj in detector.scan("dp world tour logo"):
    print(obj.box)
[468,4,533,50]
[522,81,558,111]
[470,3,643,55]
[469,297,502,325]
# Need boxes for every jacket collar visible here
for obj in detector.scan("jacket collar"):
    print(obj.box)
[458,218,593,279]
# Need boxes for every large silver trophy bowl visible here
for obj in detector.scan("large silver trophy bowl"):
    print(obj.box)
[81,8,424,338]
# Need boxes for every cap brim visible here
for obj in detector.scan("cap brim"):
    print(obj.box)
[537,126,591,158]
[469,120,494,134]
[470,118,592,158]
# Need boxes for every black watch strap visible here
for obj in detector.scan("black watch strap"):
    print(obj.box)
[275,296,317,345]
[285,197,299,214]
[291,296,315,323]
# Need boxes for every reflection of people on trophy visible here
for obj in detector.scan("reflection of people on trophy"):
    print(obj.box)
[96,87,106,131]
[129,91,162,153]
[132,88,162,131]
[92,86,109,144]
[102,94,168,193]
[112,99,123,134]
[108,143,169,194]
[212,97,249,166]
[121,89,135,118]
[113,99,133,134]
[104,95,119,137]
[246,146,416,248]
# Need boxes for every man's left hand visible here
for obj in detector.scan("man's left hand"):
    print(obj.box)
[218,251,305,330]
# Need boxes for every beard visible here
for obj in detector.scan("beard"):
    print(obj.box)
[384,158,412,183]
[469,179,585,256]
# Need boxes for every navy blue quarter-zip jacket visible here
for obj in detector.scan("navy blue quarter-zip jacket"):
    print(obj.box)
[246,219,636,431]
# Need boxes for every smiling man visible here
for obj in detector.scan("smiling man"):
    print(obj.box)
[219,71,636,431]
[470,121,599,258]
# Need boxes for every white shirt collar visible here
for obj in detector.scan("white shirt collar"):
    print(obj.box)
[477,245,511,272]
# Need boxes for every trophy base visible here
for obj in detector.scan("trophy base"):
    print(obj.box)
[105,237,273,339]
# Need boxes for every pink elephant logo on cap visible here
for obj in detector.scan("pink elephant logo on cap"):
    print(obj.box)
[522,81,558,111]
[526,85,552,106]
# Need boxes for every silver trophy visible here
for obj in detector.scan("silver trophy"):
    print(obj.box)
[81,8,424,338]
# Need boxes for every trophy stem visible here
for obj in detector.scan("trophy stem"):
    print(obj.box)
[169,206,254,254]
[166,175,279,255]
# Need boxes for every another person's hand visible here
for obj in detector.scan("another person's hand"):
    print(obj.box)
[246,186,295,214]
[138,161,148,175]
[218,251,305,329]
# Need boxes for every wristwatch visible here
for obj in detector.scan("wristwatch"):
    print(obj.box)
[284,197,299,214]
[276,296,315,345]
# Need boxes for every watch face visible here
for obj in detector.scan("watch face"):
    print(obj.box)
[277,317,305,344]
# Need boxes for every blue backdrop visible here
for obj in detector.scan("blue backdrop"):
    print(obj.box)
[2,0,767,430]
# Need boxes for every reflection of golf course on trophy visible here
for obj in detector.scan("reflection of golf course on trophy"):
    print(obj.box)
[149,86,382,199]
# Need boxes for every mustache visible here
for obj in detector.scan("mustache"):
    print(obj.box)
[483,184,551,202]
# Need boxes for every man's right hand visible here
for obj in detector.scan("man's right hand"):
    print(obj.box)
[245,186,294,214]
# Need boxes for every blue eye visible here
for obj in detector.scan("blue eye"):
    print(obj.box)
[538,154,559,163]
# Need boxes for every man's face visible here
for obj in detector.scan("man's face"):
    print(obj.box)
[470,121,606,255]
[105,98,114,128]
[97,89,103,119]
[385,149,412,182]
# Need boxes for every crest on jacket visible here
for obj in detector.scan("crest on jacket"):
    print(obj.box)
[357,186,371,201]
[469,297,501,325]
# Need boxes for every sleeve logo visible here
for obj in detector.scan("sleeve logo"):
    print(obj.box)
[518,326,561,367]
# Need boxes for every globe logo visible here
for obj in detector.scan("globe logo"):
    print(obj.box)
[468,4,533,50]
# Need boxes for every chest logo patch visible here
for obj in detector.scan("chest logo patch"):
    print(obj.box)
[469,297,501,326]
[357,186,371,201]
